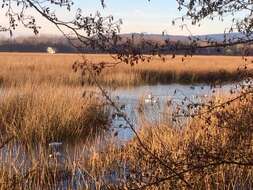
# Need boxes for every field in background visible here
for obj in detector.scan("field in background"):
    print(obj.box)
[0,53,252,88]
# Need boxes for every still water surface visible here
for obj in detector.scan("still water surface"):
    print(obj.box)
[111,83,236,141]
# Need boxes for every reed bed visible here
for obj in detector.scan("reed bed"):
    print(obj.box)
[0,53,252,87]
[0,53,111,189]
[0,53,252,189]
[0,84,110,145]
[1,94,252,189]
[86,94,253,189]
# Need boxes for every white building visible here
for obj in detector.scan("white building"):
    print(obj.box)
[47,47,56,54]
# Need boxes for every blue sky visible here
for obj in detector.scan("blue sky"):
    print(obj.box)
[0,0,235,36]
[72,0,233,35]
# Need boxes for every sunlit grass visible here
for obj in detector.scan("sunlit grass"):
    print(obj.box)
[0,53,251,87]
[88,95,253,189]
[0,53,252,189]
[0,84,110,145]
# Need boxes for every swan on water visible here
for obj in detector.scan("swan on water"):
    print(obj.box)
[144,94,159,104]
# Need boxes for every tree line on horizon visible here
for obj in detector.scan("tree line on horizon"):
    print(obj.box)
[0,34,250,55]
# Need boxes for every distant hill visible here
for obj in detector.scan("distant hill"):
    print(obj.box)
[120,33,189,43]
[121,32,245,43]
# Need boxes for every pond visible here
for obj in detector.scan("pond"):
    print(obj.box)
[110,83,237,141]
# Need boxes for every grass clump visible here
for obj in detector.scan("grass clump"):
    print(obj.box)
[0,85,110,145]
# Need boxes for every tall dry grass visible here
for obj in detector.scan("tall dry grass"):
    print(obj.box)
[0,53,111,145]
[0,53,81,88]
[0,53,252,189]
[0,84,109,145]
[86,94,253,189]
[0,53,112,189]
[0,53,252,88]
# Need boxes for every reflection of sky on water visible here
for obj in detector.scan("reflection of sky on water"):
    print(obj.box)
[110,83,237,141]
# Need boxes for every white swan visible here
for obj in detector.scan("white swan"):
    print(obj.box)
[144,94,159,104]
